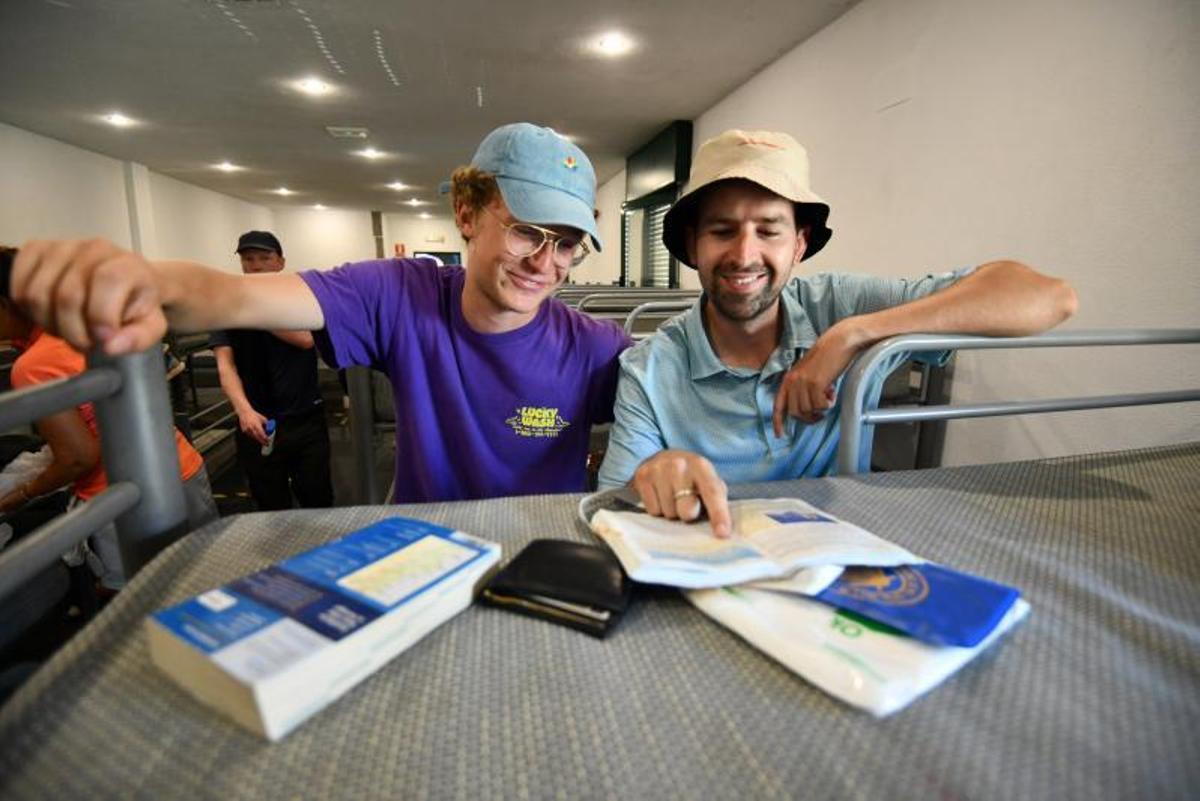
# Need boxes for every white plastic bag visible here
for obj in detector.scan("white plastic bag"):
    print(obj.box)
[688,585,1029,717]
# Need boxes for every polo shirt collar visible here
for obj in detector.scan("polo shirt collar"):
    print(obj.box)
[683,297,725,380]
[778,284,819,353]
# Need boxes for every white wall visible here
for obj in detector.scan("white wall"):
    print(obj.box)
[381,212,463,264]
[273,207,376,272]
[1,123,380,277]
[571,168,626,286]
[688,0,1200,464]
[0,123,131,247]
[147,171,273,272]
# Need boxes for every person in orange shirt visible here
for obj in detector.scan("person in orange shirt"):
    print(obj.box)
[0,246,217,589]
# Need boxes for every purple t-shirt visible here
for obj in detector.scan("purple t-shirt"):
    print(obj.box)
[300,259,630,503]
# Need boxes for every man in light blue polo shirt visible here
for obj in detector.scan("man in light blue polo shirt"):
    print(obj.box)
[597,129,1078,536]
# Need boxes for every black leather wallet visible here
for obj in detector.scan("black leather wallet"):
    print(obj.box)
[481,539,632,638]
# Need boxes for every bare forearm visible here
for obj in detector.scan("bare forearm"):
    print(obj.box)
[155,262,325,333]
[0,461,87,512]
[270,329,315,349]
[25,458,88,497]
[849,261,1077,346]
[215,353,255,414]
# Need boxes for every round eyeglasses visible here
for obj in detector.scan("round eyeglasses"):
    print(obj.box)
[483,207,591,268]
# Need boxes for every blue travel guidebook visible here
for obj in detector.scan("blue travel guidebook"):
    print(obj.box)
[814,563,1021,648]
[146,517,501,740]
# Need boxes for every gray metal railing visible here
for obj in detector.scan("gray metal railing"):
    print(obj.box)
[623,300,695,336]
[557,287,699,308]
[0,347,188,600]
[345,366,385,505]
[576,290,699,313]
[837,328,1200,474]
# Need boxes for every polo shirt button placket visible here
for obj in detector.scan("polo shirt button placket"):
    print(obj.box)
[759,375,783,451]
[764,349,800,450]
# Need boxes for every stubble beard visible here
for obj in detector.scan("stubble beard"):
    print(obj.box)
[707,265,783,322]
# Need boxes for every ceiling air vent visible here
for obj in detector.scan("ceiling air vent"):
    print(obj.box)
[325,126,370,140]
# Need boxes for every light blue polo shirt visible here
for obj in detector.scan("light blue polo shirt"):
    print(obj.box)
[597,269,971,488]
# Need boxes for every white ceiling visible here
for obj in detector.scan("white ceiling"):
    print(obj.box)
[0,0,858,212]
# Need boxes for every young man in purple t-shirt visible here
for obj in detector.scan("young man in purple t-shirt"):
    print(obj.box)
[10,123,631,503]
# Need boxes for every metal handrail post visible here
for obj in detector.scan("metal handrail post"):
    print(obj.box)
[89,348,189,575]
[345,366,383,504]
[837,328,1200,475]
[0,370,121,432]
[623,300,695,335]
[0,484,140,600]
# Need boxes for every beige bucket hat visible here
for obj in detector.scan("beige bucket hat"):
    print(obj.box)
[662,129,832,267]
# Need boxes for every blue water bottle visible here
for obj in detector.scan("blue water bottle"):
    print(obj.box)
[261,419,277,456]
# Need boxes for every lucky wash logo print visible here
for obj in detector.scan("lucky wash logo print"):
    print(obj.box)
[506,405,570,438]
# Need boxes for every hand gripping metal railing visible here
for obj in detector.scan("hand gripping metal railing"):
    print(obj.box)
[837,328,1200,475]
[0,347,188,601]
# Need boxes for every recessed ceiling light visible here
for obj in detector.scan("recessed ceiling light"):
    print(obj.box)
[406,198,425,206]
[418,212,431,219]
[313,203,327,210]
[356,147,385,160]
[101,112,137,128]
[273,187,294,196]
[214,161,243,173]
[326,125,370,139]
[592,31,634,57]
[292,76,333,96]
[386,181,408,191]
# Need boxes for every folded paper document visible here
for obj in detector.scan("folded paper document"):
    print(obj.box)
[146,517,501,741]
[589,497,919,589]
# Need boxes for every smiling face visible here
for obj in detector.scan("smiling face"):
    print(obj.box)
[456,196,577,332]
[687,179,807,324]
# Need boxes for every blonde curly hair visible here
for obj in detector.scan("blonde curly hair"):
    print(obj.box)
[448,166,501,243]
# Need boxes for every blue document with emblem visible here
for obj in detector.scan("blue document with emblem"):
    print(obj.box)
[814,563,1021,648]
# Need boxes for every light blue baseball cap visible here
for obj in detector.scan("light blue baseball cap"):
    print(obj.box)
[470,123,603,252]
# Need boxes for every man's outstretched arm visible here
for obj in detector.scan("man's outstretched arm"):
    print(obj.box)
[11,239,324,355]
[270,330,315,349]
[773,261,1077,433]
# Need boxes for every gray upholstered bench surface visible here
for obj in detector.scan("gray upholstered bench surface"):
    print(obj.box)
[1,443,1197,800]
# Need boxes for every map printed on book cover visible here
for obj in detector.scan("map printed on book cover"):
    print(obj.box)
[146,517,501,740]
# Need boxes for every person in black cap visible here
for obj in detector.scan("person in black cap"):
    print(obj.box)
[208,231,333,510]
